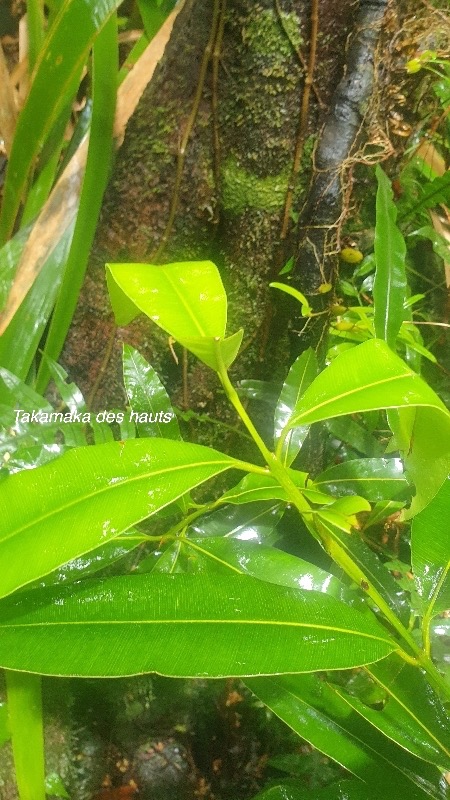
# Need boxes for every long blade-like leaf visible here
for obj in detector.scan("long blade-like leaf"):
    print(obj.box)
[361,653,450,769]
[0,0,122,243]
[247,675,446,800]
[411,478,450,618]
[274,348,317,465]
[288,339,450,516]
[0,574,396,677]
[0,438,235,598]
[35,12,118,392]
[373,165,407,348]
[313,458,409,502]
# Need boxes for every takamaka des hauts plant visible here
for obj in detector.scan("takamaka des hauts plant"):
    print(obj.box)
[1,230,450,798]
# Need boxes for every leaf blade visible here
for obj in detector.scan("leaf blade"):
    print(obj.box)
[373,166,407,348]
[0,438,235,598]
[0,574,397,677]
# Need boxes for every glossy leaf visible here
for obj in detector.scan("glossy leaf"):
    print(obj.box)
[184,538,354,604]
[289,340,444,428]
[136,542,183,574]
[220,472,307,505]
[34,530,145,589]
[361,653,450,769]
[411,479,450,617]
[188,501,283,542]
[288,339,450,516]
[363,500,405,530]
[0,0,122,243]
[325,417,385,458]
[122,344,181,440]
[429,620,450,685]
[0,367,52,413]
[251,780,376,800]
[107,261,241,369]
[43,357,85,415]
[274,349,318,465]
[315,515,409,624]
[238,380,281,405]
[313,459,409,502]
[0,574,397,677]
[373,166,407,348]
[0,438,236,598]
[247,675,446,800]
[36,13,118,392]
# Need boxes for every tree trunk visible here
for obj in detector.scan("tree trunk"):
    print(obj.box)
[62,0,357,416]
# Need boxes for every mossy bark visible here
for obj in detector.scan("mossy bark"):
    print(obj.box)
[62,0,355,417]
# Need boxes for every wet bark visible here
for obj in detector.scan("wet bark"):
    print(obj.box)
[287,0,388,358]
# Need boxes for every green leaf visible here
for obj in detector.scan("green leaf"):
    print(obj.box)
[287,339,450,516]
[400,171,450,220]
[36,13,118,392]
[0,368,52,413]
[363,500,405,529]
[136,0,176,40]
[325,418,385,458]
[411,479,450,618]
[109,259,228,332]
[184,538,353,604]
[107,260,241,369]
[0,574,397,676]
[288,340,438,427]
[0,438,236,598]
[122,345,181,440]
[220,472,307,505]
[274,349,318,465]
[362,653,450,769]
[313,459,409,502]
[315,515,409,624]
[34,530,145,589]
[373,166,407,348]
[0,223,74,390]
[247,675,446,800]
[250,780,377,800]
[429,619,450,686]
[44,358,86,414]
[270,282,312,316]
[188,501,284,542]
[219,473,343,510]
[0,0,122,244]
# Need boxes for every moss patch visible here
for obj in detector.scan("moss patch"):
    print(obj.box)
[242,8,303,63]
[221,156,289,214]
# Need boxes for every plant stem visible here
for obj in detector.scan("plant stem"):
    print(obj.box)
[5,671,46,800]
[215,346,450,703]
[214,341,313,521]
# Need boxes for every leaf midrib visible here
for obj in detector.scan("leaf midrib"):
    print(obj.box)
[0,458,232,544]
[364,667,450,761]
[292,373,445,426]
[0,618,394,644]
